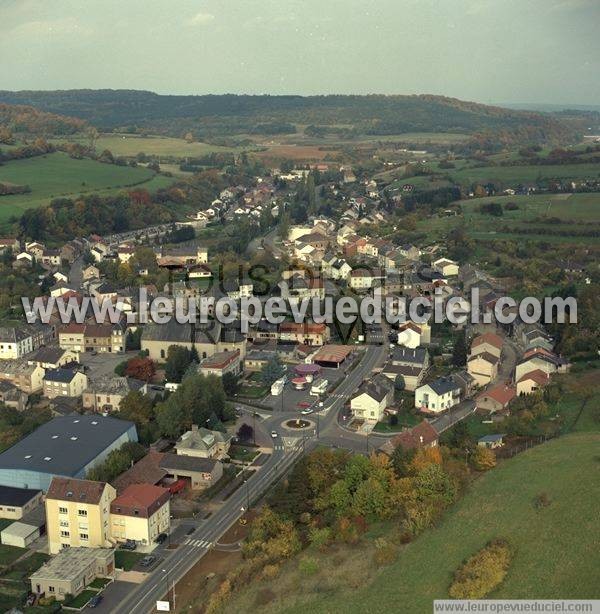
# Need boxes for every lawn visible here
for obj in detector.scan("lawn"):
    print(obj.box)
[0,543,25,567]
[52,133,253,158]
[257,432,600,614]
[0,552,50,581]
[64,589,97,609]
[88,577,111,589]
[114,550,145,571]
[228,444,260,463]
[0,151,173,223]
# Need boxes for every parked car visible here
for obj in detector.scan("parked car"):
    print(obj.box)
[88,595,103,608]
[301,408,314,415]
[121,539,137,550]
[140,555,156,567]
[271,431,278,438]
[155,532,168,544]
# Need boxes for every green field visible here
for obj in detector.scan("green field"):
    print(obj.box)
[270,432,600,614]
[0,152,173,223]
[52,133,253,158]
[417,192,600,244]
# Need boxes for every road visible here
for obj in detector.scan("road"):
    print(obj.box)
[94,341,385,614]
[111,443,305,614]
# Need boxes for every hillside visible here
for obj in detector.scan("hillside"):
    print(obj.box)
[0,90,576,143]
[0,102,86,136]
[225,432,600,614]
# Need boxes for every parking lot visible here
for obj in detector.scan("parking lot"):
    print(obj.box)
[262,359,358,415]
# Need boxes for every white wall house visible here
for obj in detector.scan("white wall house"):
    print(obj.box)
[415,377,461,413]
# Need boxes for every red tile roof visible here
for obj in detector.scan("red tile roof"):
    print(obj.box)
[388,420,439,452]
[517,369,550,386]
[477,384,516,407]
[111,483,169,510]
[471,332,503,351]
[47,477,108,504]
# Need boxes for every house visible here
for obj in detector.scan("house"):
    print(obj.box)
[516,369,550,395]
[478,434,505,449]
[1,510,45,547]
[0,415,137,491]
[30,547,115,601]
[514,348,569,382]
[117,245,136,263]
[82,265,101,281]
[58,323,125,354]
[0,380,28,411]
[350,374,394,423]
[391,346,430,371]
[349,268,386,291]
[279,322,329,346]
[244,349,276,372]
[279,275,325,300]
[381,363,425,392]
[415,376,461,413]
[433,257,459,277]
[43,368,88,399]
[476,384,516,413]
[379,420,438,455]
[175,425,232,460]
[110,484,170,546]
[398,244,421,261]
[199,349,241,378]
[157,246,208,267]
[0,485,43,520]
[467,352,499,387]
[45,477,117,554]
[159,454,223,490]
[0,237,20,253]
[0,327,34,360]
[451,370,477,398]
[397,321,431,348]
[82,377,141,413]
[28,347,79,370]
[0,359,45,393]
[470,332,503,359]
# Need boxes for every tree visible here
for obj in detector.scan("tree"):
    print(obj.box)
[452,332,468,367]
[222,372,239,395]
[165,346,193,383]
[472,446,496,471]
[118,391,154,427]
[237,423,254,442]
[124,357,156,382]
[391,445,416,478]
[261,355,285,386]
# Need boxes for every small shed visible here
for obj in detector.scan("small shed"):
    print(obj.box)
[1,521,40,548]
[478,434,505,449]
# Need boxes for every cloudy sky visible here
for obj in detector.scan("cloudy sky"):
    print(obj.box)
[1,0,598,104]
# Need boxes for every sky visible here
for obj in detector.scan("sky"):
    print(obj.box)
[1,0,599,105]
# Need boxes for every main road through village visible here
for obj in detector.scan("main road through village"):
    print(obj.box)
[97,343,386,614]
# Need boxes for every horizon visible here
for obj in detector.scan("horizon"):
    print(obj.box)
[2,0,599,105]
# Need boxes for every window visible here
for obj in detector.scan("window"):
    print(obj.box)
[59,507,68,514]
[80,533,89,540]
[78,509,87,516]
[60,530,70,537]
[48,586,55,593]
[60,520,69,527]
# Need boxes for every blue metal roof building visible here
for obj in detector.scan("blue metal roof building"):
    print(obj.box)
[0,415,137,491]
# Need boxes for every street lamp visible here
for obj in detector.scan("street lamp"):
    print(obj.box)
[317,401,323,438]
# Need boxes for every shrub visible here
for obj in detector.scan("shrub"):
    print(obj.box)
[261,563,280,580]
[472,447,496,471]
[533,492,551,510]
[309,526,332,550]
[254,588,276,606]
[448,539,513,599]
[373,537,398,567]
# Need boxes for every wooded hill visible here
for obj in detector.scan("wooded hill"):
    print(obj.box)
[0,90,577,144]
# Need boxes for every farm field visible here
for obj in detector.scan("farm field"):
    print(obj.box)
[51,133,255,158]
[231,432,600,614]
[418,192,600,244]
[0,152,173,224]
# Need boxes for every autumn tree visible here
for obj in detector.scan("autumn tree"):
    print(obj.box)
[472,446,496,471]
[124,357,156,382]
